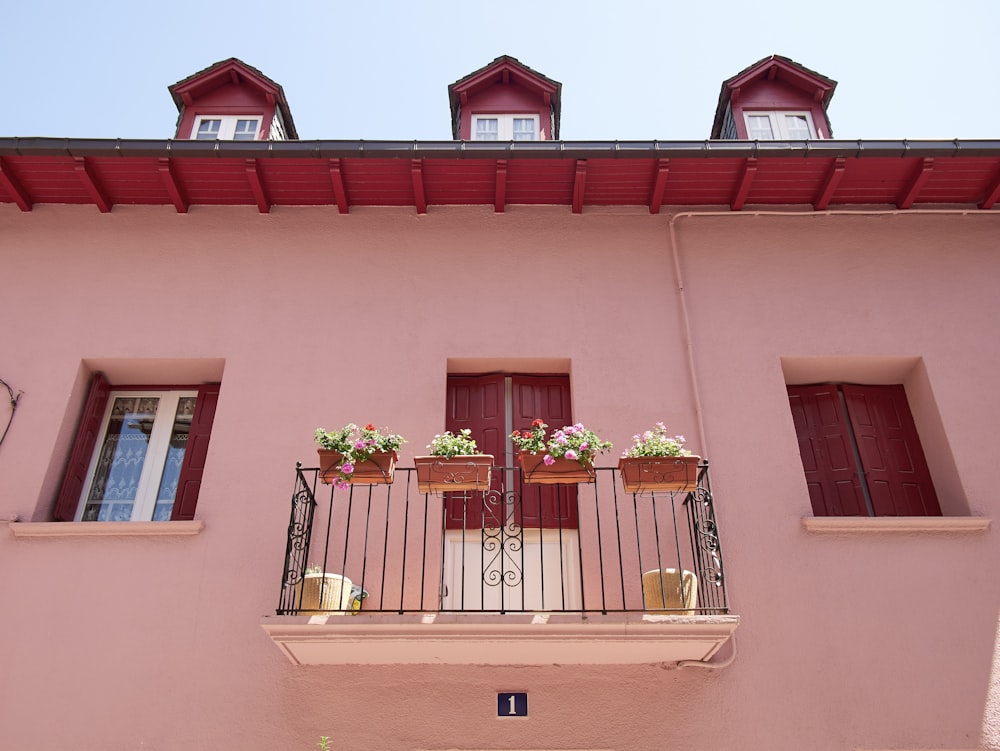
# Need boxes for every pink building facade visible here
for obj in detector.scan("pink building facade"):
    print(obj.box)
[2,56,1000,750]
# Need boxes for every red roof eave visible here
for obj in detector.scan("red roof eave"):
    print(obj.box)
[1,137,999,214]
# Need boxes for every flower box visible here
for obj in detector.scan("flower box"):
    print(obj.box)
[317,449,397,485]
[618,455,700,493]
[518,450,596,485]
[413,455,493,493]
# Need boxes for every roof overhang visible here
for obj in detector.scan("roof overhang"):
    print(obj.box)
[1,137,998,215]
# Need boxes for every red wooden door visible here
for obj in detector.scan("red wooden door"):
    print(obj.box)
[510,375,578,529]
[444,374,577,530]
[444,375,505,529]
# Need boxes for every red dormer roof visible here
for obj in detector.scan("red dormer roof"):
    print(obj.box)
[168,58,299,140]
[448,56,562,140]
[711,55,837,139]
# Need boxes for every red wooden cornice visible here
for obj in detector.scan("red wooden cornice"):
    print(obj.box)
[1,138,998,215]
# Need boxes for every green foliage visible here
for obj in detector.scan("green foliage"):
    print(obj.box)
[622,423,691,458]
[509,419,613,466]
[425,429,479,458]
[315,423,406,488]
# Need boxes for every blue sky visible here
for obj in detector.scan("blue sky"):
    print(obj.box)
[3,0,995,142]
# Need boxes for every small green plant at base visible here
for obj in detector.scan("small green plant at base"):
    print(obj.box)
[317,736,331,751]
[425,429,479,458]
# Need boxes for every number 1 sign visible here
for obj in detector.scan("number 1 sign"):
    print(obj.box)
[497,692,528,717]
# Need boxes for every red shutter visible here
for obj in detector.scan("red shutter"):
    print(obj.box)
[787,385,867,516]
[53,372,111,521]
[171,384,220,521]
[511,375,577,530]
[444,375,505,529]
[843,384,941,516]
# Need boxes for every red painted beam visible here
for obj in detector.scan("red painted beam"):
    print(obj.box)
[649,159,670,214]
[731,158,758,211]
[814,157,846,210]
[897,157,934,209]
[495,160,507,213]
[73,157,111,212]
[572,160,587,214]
[0,157,32,211]
[979,166,1000,210]
[245,159,270,213]
[411,159,427,214]
[157,158,188,213]
[328,159,349,214]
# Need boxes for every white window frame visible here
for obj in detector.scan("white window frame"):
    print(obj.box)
[192,115,262,141]
[76,390,197,522]
[472,114,541,141]
[743,111,818,140]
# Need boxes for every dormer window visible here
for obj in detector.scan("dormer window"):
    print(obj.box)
[169,59,298,141]
[744,111,816,140]
[193,116,261,141]
[473,114,539,141]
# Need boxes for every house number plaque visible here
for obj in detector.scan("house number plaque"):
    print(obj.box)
[497,692,528,717]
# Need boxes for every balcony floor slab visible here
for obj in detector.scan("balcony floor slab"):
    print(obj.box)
[260,612,739,666]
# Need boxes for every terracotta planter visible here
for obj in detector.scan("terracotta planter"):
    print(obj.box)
[618,455,700,493]
[293,572,353,614]
[317,449,397,485]
[413,455,493,493]
[518,450,596,485]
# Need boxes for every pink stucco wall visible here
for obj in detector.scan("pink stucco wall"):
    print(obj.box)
[1,204,998,749]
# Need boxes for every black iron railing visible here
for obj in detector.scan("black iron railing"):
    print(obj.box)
[277,463,727,615]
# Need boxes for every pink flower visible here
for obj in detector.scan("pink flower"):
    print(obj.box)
[334,478,349,490]
[353,440,366,450]
[556,435,568,445]
[543,454,555,466]
[580,442,589,450]
[564,449,578,461]
[341,462,354,474]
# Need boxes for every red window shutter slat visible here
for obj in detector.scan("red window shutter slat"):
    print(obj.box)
[787,385,867,516]
[53,372,111,521]
[843,384,941,516]
[171,384,220,521]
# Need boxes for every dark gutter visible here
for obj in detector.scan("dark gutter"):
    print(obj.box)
[1,137,999,160]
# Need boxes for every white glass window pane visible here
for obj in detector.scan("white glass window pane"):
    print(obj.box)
[512,118,536,141]
[747,115,774,140]
[475,119,498,141]
[784,114,812,140]
[196,120,221,140]
[152,396,197,521]
[233,119,259,141]
[83,397,160,521]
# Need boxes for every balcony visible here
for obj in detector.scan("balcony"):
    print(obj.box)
[261,461,738,666]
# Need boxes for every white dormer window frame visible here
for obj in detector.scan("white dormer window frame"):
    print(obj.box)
[192,115,262,141]
[472,114,541,141]
[743,111,818,140]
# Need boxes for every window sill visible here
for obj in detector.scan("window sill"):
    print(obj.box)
[7,520,204,538]
[801,517,990,534]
